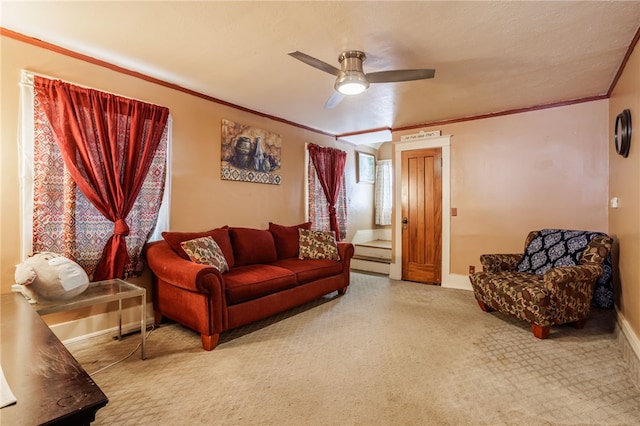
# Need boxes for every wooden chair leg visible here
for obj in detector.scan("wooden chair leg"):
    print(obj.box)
[531,324,550,339]
[571,319,587,329]
[476,299,495,312]
[201,333,220,351]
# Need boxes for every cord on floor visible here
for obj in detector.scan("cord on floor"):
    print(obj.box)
[89,325,155,376]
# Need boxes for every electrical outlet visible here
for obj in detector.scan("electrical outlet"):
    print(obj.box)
[469,265,475,274]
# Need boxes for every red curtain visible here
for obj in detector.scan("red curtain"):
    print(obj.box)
[308,144,347,241]
[34,77,169,280]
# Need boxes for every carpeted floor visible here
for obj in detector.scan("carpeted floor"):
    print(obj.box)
[67,272,640,425]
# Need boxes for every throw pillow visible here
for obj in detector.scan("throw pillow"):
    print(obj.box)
[516,228,599,275]
[298,229,340,261]
[162,226,234,268]
[180,236,229,272]
[269,221,312,259]
[229,227,278,266]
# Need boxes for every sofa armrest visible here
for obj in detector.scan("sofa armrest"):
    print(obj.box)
[146,240,224,294]
[337,242,354,288]
[337,242,355,264]
[479,253,522,273]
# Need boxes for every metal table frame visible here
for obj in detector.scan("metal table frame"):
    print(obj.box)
[32,279,147,359]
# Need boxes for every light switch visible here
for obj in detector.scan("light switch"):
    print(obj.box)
[451,207,458,216]
[611,197,619,209]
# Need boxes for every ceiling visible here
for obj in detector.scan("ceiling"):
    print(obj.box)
[2,1,640,142]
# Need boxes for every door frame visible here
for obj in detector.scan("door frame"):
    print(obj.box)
[390,135,451,286]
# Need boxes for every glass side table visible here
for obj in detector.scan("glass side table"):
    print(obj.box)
[31,279,147,360]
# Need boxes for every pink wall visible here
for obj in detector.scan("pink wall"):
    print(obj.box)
[393,100,609,275]
[609,41,640,340]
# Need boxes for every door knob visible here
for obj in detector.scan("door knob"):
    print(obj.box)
[402,217,408,229]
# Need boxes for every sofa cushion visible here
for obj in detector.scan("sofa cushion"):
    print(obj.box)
[298,229,340,261]
[230,227,278,266]
[180,236,229,273]
[269,221,312,259]
[162,226,234,268]
[223,264,297,305]
[271,258,343,284]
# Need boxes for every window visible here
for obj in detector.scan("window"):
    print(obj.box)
[306,144,347,241]
[19,70,171,279]
[375,160,392,225]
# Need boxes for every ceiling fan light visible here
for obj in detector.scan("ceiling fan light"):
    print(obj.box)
[335,72,369,95]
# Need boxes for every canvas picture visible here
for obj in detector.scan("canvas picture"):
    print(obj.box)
[221,119,282,185]
[357,151,375,183]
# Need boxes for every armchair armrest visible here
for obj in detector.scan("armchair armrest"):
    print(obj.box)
[543,264,603,287]
[145,240,224,294]
[480,253,523,273]
[543,264,604,313]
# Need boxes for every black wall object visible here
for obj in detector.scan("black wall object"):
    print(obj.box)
[614,109,632,158]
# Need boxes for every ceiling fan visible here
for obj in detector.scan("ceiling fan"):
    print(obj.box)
[288,50,435,109]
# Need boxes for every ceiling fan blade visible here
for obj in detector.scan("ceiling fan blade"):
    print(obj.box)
[366,69,435,84]
[288,51,341,76]
[324,91,345,109]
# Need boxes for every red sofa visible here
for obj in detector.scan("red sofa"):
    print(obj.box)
[145,223,354,350]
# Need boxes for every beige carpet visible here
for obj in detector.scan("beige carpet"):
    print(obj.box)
[68,272,640,425]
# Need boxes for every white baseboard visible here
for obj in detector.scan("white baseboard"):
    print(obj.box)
[47,302,154,345]
[617,309,640,359]
[616,308,640,390]
[443,273,473,291]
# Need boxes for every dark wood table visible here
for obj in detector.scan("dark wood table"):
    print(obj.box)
[0,293,108,425]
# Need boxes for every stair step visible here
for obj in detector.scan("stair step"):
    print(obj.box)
[352,254,391,264]
[351,239,391,274]
[354,239,392,249]
[354,250,391,260]
[351,258,390,275]
[353,240,391,262]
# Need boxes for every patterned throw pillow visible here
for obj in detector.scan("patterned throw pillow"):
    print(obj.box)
[162,226,234,268]
[180,236,229,272]
[516,229,597,275]
[298,229,340,261]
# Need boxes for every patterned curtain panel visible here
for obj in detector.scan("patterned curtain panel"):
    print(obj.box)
[308,159,347,241]
[307,144,347,241]
[375,160,392,225]
[32,82,169,280]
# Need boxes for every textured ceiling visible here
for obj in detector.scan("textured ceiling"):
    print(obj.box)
[2,1,640,140]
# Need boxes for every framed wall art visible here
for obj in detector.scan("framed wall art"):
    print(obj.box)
[357,151,375,183]
[220,119,282,184]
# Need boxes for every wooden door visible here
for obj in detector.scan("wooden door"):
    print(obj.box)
[401,148,442,284]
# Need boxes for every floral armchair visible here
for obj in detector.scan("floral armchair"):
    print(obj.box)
[469,229,613,339]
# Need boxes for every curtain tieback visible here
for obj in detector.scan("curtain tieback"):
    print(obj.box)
[114,219,130,236]
[328,205,337,216]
